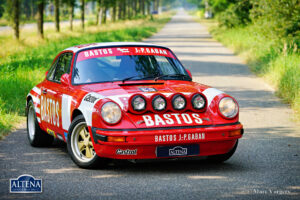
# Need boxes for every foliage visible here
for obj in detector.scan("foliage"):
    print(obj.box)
[250,0,300,47]
[210,23,300,120]
[217,0,252,28]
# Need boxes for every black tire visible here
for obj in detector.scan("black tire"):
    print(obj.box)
[67,115,106,169]
[206,140,238,163]
[27,100,54,147]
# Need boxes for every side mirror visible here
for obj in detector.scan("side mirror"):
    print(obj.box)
[186,69,192,79]
[45,71,48,77]
[60,73,70,86]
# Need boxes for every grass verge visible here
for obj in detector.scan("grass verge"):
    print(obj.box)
[0,14,172,139]
[198,19,300,121]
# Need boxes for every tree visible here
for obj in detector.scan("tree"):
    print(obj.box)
[37,0,44,38]
[54,0,60,32]
[96,0,102,25]
[67,0,75,30]
[81,0,85,30]
[112,0,117,22]
[12,0,20,39]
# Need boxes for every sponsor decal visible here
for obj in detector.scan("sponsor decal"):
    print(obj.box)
[84,94,99,103]
[47,128,56,138]
[78,92,105,126]
[40,95,60,127]
[139,87,157,92]
[117,48,130,53]
[154,133,205,142]
[142,113,203,127]
[10,174,42,193]
[116,149,137,155]
[169,146,187,156]
[77,47,175,62]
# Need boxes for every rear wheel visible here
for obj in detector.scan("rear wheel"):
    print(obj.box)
[67,115,106,168]
[27,100,54,147]
[206,140,238,163]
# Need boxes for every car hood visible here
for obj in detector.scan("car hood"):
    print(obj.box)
[79,80,217,128]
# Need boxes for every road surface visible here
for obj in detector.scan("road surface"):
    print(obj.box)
[0,10,299,200]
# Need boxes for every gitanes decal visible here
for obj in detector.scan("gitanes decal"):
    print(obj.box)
[142,113,203,127]
[84,94,99,103]
[40,95,60,127]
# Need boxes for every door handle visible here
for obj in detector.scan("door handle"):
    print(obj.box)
[42,89,47,94]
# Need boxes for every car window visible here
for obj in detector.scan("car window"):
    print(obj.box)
[73,47,190,85]
[52,53,73,82]
[47,57,59,81]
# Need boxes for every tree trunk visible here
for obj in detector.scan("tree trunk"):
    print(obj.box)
[12,0,20,39]
[81,0,85,30]
[96,0,101,25]
[112,2,116,22]
[54,0,60,32]
[102,6,107,24]
[126,0,130,19]
[132,0,136,17]
[122,0,126,19]
[118,0,122,20]
[147,0,151,16]
[141,0,145,16]
[69,1,74,30]
[155,0,159,13]
[37,0,44,38]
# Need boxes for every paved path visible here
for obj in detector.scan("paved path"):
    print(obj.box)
[0,10,299,200]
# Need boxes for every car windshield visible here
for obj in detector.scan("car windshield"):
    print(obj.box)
[72,46,190,84]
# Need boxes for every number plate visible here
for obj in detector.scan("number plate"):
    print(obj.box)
[156,144,199,158]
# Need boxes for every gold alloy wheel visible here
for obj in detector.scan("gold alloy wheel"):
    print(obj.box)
[71,122,96,162]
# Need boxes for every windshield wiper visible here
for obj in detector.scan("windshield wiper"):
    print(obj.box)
[122,74,158,83]
[154,74,190,81]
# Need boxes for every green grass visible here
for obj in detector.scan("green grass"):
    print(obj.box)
[0,14,171,139]
[207,23,300,121]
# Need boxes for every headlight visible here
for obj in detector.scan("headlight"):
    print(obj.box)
[101,102,122,124]
[172,95,186,110]
[132,95,146,111]
[219,97,238,118]
[192,94,206,109]
[152,95,166,111]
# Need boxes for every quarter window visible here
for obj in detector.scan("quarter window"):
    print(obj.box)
[52,53,73,82]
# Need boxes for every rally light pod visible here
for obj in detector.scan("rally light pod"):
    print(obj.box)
[131,95,147,111]
[152,95,167,111]
[172,94,186,110]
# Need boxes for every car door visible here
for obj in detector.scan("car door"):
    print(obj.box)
[40,52,73,139]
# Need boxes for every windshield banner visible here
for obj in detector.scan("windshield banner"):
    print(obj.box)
[77,47,175,62]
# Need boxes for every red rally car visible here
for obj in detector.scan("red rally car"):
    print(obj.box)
[26,42,243,168]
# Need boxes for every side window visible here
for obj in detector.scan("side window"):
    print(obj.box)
[53,53,73,82]
[47,57,59,81]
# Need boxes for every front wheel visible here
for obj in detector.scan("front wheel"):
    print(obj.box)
[67,115,106,168]
[206,140,238,163]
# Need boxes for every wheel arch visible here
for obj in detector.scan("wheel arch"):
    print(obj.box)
[71,109,84,121]
[26,95,33,115]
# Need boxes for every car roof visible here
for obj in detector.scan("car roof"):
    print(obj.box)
[64,42,168,53]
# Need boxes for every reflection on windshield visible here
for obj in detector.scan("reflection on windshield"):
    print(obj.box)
[73,55,190,84]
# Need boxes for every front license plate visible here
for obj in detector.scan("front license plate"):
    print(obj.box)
[156,144,199,158]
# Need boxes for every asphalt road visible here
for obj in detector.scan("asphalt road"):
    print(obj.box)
[0,10,299,200]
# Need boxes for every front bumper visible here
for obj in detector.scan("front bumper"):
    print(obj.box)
[90,122,243,159]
